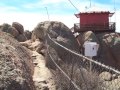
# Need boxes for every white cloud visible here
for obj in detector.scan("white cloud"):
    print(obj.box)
[23,0,67,9]
[0,5,18,12]
[41,0,66,4]
[0,12,78,31]
[75,1,114,12]
[0,13,46,30]
[111,0,120,4]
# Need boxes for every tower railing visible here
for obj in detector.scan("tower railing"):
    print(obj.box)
[74,22,115,32]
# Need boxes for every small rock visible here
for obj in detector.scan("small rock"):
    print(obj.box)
[112,74,117,79]
[39,49,46,56]
[33,62,38,66]
[43,86,49,90]
[99,72,112,81]
[118,75,120,79]
[29,39,44,51]
[40,81,47,84]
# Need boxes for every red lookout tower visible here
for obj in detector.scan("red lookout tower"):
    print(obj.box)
[74,11,115,32]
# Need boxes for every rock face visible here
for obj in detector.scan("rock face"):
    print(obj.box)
[0,31,35,90]
[12,22,24,34]
[32,21,80,68]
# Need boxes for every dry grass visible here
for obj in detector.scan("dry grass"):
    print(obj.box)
[51,62,106,90]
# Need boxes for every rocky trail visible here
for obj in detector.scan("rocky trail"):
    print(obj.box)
[32,51,56,90]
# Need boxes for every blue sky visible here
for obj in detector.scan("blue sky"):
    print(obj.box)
[0,0,120,32]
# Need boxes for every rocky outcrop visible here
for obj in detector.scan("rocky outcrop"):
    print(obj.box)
[0,31,35,90]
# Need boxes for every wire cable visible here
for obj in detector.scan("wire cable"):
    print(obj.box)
[67,0,80,12]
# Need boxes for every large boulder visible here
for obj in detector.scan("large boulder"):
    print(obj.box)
[12,22,24,34]
[32,21,80,67]
[32,21,79,49]
[0,31,35,90]
[82,31,99,43]
[31,21,49,42]
[0,23,19,37]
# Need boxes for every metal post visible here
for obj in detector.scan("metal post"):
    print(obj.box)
[45,7,50,21]
[90,0,91,8]
[89,56,92,72]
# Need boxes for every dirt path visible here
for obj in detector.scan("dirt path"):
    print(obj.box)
[32,51,56,90]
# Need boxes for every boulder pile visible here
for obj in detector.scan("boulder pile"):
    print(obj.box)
[0,22,32,42]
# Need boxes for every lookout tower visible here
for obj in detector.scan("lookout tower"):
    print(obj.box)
[74,10,115,32]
